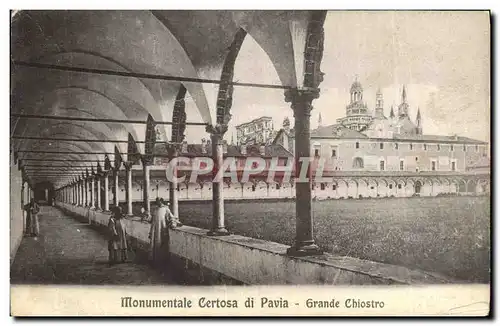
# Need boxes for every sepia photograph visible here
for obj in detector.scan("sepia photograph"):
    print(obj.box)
[8,9,491,317]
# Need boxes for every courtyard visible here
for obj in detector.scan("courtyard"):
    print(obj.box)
[171,196,490,283]
[123,195,489,283]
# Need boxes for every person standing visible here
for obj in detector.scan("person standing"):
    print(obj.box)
[108,206,128,264]
[24,199,40,237]
[115,210,128,263]
[149,198,179,263]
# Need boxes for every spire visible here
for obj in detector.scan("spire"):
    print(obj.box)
[389,105,395,118]
[231,132,235,145]
[416,107,423,134]
[402,85,407,103]
[318,112,322,127]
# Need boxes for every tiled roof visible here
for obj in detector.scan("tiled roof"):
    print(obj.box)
[277,123,487,144]
[154,143,294,158]
[393,134,487,144]
[311,124,368,138]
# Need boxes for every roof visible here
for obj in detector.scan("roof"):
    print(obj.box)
[311,124,368,139]
[154,143,294,158]
[274,123,488,144]
[393,134,488,144]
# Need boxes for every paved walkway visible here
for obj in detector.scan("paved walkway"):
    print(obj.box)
[11,206,176,285]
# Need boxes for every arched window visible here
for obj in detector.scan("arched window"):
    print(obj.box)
[353,157,364,169]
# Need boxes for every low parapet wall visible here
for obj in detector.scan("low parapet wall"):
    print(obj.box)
[57,203,451,285]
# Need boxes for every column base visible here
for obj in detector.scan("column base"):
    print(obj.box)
[286,243,323,257]
[207,228,231,236]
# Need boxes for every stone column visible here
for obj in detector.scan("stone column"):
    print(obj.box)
[80,179,86,207]
[90,177,95,208]
[168,147,179,220]
[96,176,102,210]
[103,173,110,212]
[142,159,152,220]
[124,162,134,216]
[76,182,80,206]
[84,178,89,206]
[286,89,322,256]
[21,181,25,232]
[206,128,229,236]
[113,169,119,207]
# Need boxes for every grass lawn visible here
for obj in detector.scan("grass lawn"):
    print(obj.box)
[129,196,491,283]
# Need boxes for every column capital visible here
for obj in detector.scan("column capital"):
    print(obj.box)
[141,155,154,167]
[123,161,134,170]
[166,144,179,158]
[206,123,228,138]
[284,88,320,117]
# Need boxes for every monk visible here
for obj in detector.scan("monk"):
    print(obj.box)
[149,198,179,263]
[108,206,128,264]
[24,199,40,237]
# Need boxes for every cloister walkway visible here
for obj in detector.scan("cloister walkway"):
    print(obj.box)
[10,205,176,285]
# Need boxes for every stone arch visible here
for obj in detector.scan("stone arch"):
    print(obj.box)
[457,179,467,194]
[466,179,476,193]
[365,178,379,198]
[414,180,423,195]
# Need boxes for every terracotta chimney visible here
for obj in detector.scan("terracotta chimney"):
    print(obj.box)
[201,138,207,154]
[181,141,188,154]
[222,140,228,154]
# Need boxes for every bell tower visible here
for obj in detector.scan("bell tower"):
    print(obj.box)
[374,87,384,118]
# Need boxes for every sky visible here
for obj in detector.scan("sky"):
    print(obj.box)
[179,11,490,144]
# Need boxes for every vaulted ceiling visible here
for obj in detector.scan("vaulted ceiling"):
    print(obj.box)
[10,10,324,189]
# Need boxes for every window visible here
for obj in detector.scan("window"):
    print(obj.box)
[424,144,427,151]
[355,142,360,149]
[320,183,326,191]
[410,143,413,150]
[415,157,419,161]
[331,149,337,158]
[332,185,337,191]
[380,143,384,149]
[314,149,320,157]
[400,160,404,171]
[398,184,402,189]
[353,157,364,169]
[252,185,256,192]
[475,145,479,152]
[395,143,399,150]
[463,144,466,151]
[379,160,385,171]
[431,161,436,171]
[437,144,441,151]
[389,184,393,189]
[451,161,456,171]
[450,145,454,152]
